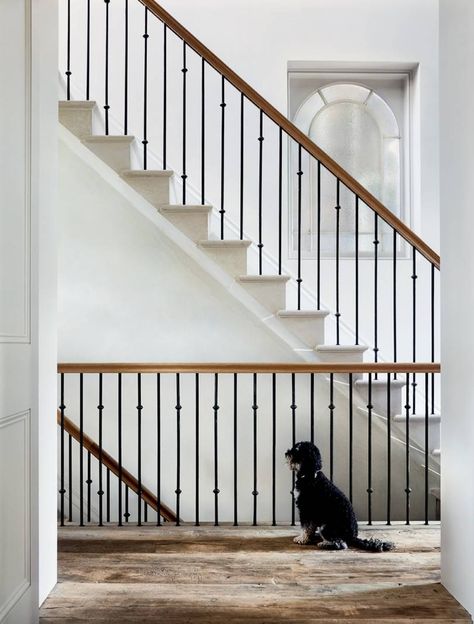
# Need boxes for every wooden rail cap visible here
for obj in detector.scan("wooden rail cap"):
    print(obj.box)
[57,410,177,523]
[138,0,440,270]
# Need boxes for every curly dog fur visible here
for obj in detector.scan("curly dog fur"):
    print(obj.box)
[285,441,394,552]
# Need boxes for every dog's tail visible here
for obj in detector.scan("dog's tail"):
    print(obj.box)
[349,537,395,552]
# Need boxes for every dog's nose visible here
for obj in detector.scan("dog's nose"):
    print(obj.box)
[285,450,290,457]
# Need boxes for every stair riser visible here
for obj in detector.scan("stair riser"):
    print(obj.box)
[83,140,131,173]
[356,385,404,419]
[201,247,248,276]
[59,108,93,138]
[399,420,440,452]
[238,282,287,312]
[279,317,325,346]
[126,176,170,207]
[161,212,209,242]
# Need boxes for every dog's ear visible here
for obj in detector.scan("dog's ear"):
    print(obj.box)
[300,443,322,475]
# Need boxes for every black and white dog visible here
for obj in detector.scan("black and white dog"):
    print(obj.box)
[286,441,394,552]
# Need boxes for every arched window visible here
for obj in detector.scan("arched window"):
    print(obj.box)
[291,83,401,256]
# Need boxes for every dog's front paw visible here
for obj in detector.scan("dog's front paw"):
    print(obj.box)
[293,533,310,545]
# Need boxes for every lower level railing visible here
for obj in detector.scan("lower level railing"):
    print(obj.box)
[57,362,440,527]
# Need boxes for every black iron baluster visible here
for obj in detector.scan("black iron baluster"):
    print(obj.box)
[213,373,220,526]
[297,145,303,309]
[124,486,129,523]
[424,373,429,525]
[290,373,296,525]
[156,373,161,526]
[219,76,226,239]
[118,373,123,526]
[175,373,181,526]
[144,504,148,523]
[181,41,187,203]
[252,373,258,526]
[335,180,341,345]
[393,230,397,371]
[412,248,417,413]
[258,111,264,274]
[106,467,110,523]
[431,264,435,414]
[317,161,321,310]
[367,373,373,525]
[59,374,65,526]
[278,128,283,275]
[355,196,359,343]
[233,373,238,526]
[65,0,71,100]
[239,94,244,240]
[142,8,149,170]
[272,373,276,526]
[201,59,205,205]
[329,373,335,481]
[124,0,128,134]
[68,434,73,522]
[137,373,143,526]
[310,373,315,444]
[349,373,353,503]
[79,373,84,526]
[86,0,90,100]
[405,373,411,524]
[373,214,379,366]
[387,373,392,525]
[162,24,167,169]
[104,0,110,135]
[195,373,200,526]
[98,373,104,526]
[87,451,92,523]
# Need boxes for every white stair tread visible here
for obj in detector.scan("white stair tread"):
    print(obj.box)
[393,412,441,422]
[316,344,368,352]
[356,378,406,389]
[198,240,252,248]
[59,100,96,109]
[278,309,329,318]
[82,134,135,143]
[237,275,290,283]
[160,204,213,214]
[122,169,173,178]
[431,448,441,457]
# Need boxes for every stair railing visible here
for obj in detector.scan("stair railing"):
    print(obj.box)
[58,362,440,527]
[60,0,440,405]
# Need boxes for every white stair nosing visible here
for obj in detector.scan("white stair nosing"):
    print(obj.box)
[198,240,252,248]
[356,379,406,389]
[121,169,173,178]
[278,309,329,319]
[393,413,441,423]
[160,204,213,214]
[431,448,441,457]
[59,100,96,109]
[82,134,135,144]
[237,275,290,283]
[315,344,368,353]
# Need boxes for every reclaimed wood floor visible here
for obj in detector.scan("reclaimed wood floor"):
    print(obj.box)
[40,525,471,623]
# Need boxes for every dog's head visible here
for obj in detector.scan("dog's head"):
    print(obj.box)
[285,441,322,476]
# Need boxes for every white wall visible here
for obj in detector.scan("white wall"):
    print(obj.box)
[440,0,474,617]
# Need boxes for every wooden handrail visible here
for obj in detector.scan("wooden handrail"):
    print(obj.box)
[58,362,440,374]
[138,0,440,270]
[57,410,177,523]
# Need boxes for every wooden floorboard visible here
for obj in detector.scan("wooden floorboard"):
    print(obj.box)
[40,525,471,623]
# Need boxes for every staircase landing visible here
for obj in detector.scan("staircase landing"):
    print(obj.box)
[40,525,470,623]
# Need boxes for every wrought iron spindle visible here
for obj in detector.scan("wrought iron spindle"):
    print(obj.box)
[104,0,110,135]
[335,180,341,344]
[65,0,71,100]
[118,373,123,526]
[79,373,84,526]
[142,8,149,170]
[297,145,302,309]
[239,94,244,240]
[355,196,359,343]
[201,59,205,205]
[412,248,417,413]
[373,214,379,365]
[272,373,276,526]
[137,373,143,526]
[86,0,90,100]
[278,128,283,275]
[431,264,435,414]
[124,485,129,523]
[59,374,65,526]
[195,373,200,526]
[87,451,92,523]
[106,467,110,523]
[317,161,321,310]
[162,24,167,169]
[367,373,373,525]
[348,373,353,503]
[329,373,335,481]
[124,0,128,134]
[68,434,73,522]
[393,230,398,368]
[156,373,161,526]
[98,373,104,526]
[405,373,411,524]
[424,373,429,525]
[310,373,315,443]
[213,373,219,526]
[386,373,392,525]
[181,41,187,202]
[258,111,264,274]
[290,373,296,525]
[233,373,238,526]
[219,76,226,239]
[175,373,181,526]
[252,373,258,526]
